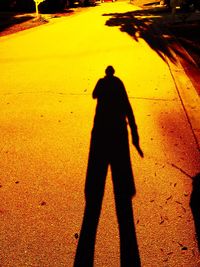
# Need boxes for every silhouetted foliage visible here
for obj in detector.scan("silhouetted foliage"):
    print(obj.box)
[0,0,37,12]
[0,0,71,12]
[0,0,96,11]
[14,0,35,12]
[39,0,70,12]
[0,0,15,11]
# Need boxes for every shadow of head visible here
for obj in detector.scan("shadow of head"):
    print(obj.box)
[105,65,115,77]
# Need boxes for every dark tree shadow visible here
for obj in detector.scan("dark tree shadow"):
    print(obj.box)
[190,173,200,251]
[74,66,143,267]
[168,20,200,68]
[103,5,198,66]
[0,13,33,33]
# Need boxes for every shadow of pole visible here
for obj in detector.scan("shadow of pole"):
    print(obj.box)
[74,66,142,267]
[190,173,200,251]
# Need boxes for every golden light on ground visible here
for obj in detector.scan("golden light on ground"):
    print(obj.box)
[0,2,199,266]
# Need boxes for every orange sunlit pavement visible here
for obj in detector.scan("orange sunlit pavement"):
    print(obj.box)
[0,1,200,266]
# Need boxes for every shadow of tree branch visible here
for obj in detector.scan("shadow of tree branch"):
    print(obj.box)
[103,6,197,66]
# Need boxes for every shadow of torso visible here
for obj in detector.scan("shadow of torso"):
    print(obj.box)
[93,76,128,132]
[87,75,136,199]
[74,73,141,267]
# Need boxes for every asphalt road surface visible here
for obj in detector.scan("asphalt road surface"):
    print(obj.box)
[0,2,200,266]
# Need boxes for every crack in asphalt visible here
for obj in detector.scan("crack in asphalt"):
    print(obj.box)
[0,91,178,102]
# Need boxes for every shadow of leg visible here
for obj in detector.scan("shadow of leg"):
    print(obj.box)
[111,138,141,267]
[73,200,102,267]
[74,134,108,267]
[111,149,141,267]
[115,195,141,267]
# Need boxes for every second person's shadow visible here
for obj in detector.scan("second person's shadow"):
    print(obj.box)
[74,66,143,267]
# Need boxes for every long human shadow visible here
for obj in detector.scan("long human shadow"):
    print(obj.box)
[190,173,200,251]
[74,66,143,267]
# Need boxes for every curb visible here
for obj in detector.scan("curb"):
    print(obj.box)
[164,35,200,150]
[145,4,200,151]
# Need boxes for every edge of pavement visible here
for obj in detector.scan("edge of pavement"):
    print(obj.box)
[131,1,200,151]
[164,35,200,151]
